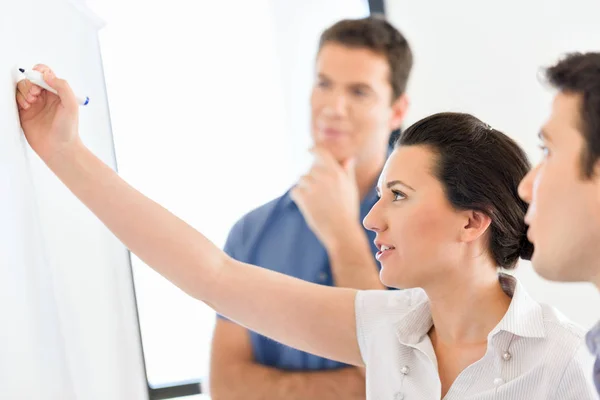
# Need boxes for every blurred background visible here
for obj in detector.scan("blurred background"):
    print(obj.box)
[85,0,600,397]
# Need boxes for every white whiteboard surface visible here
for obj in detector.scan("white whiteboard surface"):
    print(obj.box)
[0,0,147,398]
[386,0,600,330]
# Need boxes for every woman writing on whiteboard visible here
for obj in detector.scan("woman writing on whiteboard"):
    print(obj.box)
[16,65,595,398]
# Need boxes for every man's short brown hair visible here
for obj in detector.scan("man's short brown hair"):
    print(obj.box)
[318,16,413,101]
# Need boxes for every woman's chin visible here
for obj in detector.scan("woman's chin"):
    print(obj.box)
[379,267,416,290]
[379,269,401,289]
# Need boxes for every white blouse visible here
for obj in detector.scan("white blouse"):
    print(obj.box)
[355,274,596,399]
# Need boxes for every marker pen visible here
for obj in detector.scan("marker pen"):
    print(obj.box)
[18,68,90,106]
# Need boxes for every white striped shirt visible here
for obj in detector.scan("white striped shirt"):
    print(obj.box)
[355,274,596,399]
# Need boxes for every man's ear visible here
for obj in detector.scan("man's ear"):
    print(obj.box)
[389,94,409,131]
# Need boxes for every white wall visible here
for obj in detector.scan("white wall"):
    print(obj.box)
[386,0,600,329]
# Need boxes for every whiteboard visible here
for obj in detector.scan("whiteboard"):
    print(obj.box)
[0,0,147,398]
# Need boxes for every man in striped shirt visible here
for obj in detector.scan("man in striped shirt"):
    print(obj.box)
[518,52,600,395]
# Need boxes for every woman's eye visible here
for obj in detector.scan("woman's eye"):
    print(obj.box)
[392,190,406,201]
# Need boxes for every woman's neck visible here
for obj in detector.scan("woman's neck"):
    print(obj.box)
[426,267,512,345]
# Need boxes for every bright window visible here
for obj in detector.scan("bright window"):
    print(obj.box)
[86,0,369,393]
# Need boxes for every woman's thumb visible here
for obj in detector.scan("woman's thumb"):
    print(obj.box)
[43,70,78,110]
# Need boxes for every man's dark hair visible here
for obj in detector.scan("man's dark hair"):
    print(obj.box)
[545,52,600,178]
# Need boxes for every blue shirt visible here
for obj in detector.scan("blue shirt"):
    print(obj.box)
[586,320,600,394]
[220,185,381,371]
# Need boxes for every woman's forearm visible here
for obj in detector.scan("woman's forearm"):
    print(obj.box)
[43,141,363,366]
[45,141,225,297]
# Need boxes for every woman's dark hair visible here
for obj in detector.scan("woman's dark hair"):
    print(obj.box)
[396,112,533,269]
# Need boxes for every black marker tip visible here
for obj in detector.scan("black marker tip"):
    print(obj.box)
[18,68,25,73]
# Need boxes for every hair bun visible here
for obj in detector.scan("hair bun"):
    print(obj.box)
[519,233,534,261]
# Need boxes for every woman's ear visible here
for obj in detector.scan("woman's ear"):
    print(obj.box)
[461,210,492,243]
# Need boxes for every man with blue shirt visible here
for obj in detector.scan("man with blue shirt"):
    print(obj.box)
[209,16,412,399]
[518,52,600,395]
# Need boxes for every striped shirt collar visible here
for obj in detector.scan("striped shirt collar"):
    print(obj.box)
[394,273,546,346]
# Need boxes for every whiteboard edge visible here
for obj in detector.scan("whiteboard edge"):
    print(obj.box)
[67,0,106,30]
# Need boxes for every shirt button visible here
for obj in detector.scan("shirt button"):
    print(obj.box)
[318,271,328,282]
[502,351,512,361]
[494,378,505,386]
[394,392,405,400]
[400,365,410,375]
